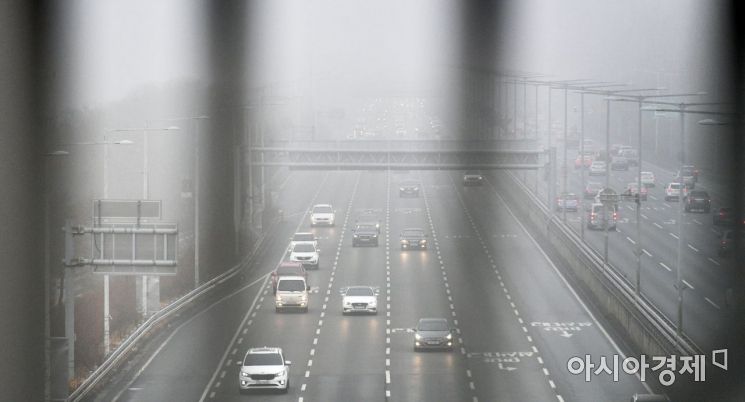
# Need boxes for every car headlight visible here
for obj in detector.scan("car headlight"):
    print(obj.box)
[369,300,377,306]
[446,333,452,340]
[401,239,409,244]
[353,234,359,238]
[399,187,405,191]
[413,187,418,191]
[415,333,422,340]
[420,239,426,244]
[241,371,249,378]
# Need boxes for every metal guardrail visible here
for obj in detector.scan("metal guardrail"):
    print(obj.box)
[68,222,276,401]
[503,171,700,356]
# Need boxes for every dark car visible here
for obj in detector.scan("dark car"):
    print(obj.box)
[355,210,381,234]
[610,156,629,171]
[685,190,711,213]
[400,228,428,250]
[463,171,484,186]
[271,262,307,294]
[352,223,379,247]
[718,230,744,257]
[399,180,420,197]
[584,181,603,199]
[556,192,579,212]
[414,318,454,351]
[713,207,734,226]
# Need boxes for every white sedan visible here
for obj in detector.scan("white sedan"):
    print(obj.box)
[340,286,379,314]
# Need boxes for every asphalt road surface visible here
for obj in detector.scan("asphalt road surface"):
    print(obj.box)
[99,169,651,402]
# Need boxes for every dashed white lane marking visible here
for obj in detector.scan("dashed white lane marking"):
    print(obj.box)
[421,172,477,400]
[659,262,672,272]
[641,213,649,220]
[682,279,695,291]
[692,219,702,225]
[642,249,652,257]
[626,236,636,245]
[687,244,699,252]
[653,222,663,229]
[705,297,721,310]
[708,257,721,266]
[669,232,679,240]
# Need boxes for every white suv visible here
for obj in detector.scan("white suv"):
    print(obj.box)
[664,182,685,201]
[290,232,317,250]
[289,242,320,269]
[310,204,335,226]
[238,347,291,394]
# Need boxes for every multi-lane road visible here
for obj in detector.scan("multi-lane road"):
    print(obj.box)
[96,169,654,402]
[521,138,736,352]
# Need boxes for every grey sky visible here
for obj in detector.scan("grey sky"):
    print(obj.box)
[55,0,727,107]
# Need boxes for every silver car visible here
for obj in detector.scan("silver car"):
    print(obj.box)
[413,318,454,351]
[238,347,291,394]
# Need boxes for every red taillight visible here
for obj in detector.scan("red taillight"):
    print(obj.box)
[613,212,618,220]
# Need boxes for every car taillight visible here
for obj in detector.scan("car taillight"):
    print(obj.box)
[613,212,618,220]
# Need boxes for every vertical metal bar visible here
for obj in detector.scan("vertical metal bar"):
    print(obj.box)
[676,106,686,344]
[636,99,643,297]
[562,86,568,223]
[580,92,586,240]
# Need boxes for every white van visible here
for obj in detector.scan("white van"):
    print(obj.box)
[275,276,310,313]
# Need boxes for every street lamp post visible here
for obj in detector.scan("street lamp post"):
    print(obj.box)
[146,116,210,288]
[641,101,732,343]
[607,91,704,298]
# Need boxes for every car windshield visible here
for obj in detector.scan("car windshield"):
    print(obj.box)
[401,181,418,186]
[681,168,694,175]
[587,182,602,190]
[641,172,653,177]
[560,193,577,199]
[277,279,306,292]
[277,265,301,275]
[244,353,283,366]
[346,287,374,296]
[313,206,333,213]
[293,233,314,242]
[293,243,316,253]
[670,183,681,189]
[690,191,708,197]
[418,319,448,331]
[465,171,480,175]
[402,229,424,237]
[356,224,376,231]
